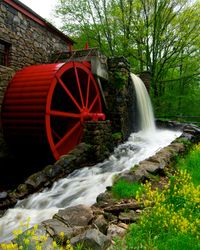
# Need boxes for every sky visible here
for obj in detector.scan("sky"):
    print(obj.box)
[19,0,61,27]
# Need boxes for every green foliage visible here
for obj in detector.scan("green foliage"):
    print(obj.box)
[111,180,143,199]
[112,132,122,141]
[54,0,200,120]
[125,224,200,250]
[112,71,128,89]
[176,143,200,186]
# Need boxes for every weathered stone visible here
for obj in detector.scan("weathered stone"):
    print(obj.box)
[43,164,63,180]
[104,202,140,215]
[92,215,108,234]
[107,224,126,238]
[82,122,114,163]
[118,210,140,223]
[25,171,48,190]
[13,225,54,250]
[104,212,118,223]
[0,191,7,199]
[115,169,146,183]
[70,229,111,250]
[15,183,30,198]
[139,161,162,174]
[54,205,94,227]
[117,222,129,230]
[168,143,185,154]
[96,191,116,207]
[42,219,85,241]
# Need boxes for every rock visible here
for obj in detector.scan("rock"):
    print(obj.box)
[117,222,129,230]
[71,229,111,250]
[104,212,118,224]
[169,143,185,154]
[118,210,140,223]
[104,202,140,215]
[15,183,30,198]
[96,191,116,207]
[0,192,7,199]
[13,225,54,250]
[92,215,108,234]
[53,205,94,227]
[25,171,48,191]
[43,164,63,180]
[115,169,146,183]
[42,219,85,241]
[107,224,126,238]
[55,154,76,170]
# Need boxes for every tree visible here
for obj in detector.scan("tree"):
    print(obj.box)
[54,0,200,117]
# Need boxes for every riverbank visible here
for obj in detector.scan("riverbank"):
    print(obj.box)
[0,122,199,249]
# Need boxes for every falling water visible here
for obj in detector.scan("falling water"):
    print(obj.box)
[0,74,182,243]
[131,73,156,132]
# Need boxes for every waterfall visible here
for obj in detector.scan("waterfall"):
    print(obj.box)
[131,73,156,132]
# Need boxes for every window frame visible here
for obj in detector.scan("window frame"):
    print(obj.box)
[0,40,10,66]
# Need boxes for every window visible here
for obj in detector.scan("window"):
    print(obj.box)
[0,40,10,66]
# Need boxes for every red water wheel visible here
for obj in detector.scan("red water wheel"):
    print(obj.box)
[1,61,105,160]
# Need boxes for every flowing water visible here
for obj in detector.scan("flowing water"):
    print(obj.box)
[0,74,182,243]
[131,73,156,132]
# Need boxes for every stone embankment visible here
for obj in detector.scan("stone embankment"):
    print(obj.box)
[1,122,200,249]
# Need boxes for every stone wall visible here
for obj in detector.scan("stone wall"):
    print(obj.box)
[0,66,15,159]
[0,66,15,113]
[82,121,114,163]
[106,57,137,140]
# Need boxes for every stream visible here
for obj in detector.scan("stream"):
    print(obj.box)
[0,128,181,242]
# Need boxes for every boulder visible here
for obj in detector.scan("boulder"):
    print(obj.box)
[107,224,126,238]
[25,171,48,191]
[53,204,94,227]
[118,210,140,223]
[92,215,108,234]
[70,229,111,250]
[42,219,85,241]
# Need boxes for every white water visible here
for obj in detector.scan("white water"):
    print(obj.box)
[131,73,156,132]
[0,75,182,243]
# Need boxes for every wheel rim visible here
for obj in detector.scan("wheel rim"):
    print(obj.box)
[46,61,102,160]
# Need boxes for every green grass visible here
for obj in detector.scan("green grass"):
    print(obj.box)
[111,180,143,199]
[125,224,200,250]
[176,145,200,186]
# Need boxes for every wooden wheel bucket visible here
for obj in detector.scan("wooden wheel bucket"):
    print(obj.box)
[1,62,105,160]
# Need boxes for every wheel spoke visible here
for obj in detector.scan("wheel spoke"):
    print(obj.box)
[56,76,81,111]
[86,73,91,108]
[54,121,81,150]
[89,94,99,112]
[49,110,81,118]
[74,64,84,108]
[52,128,62,140]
